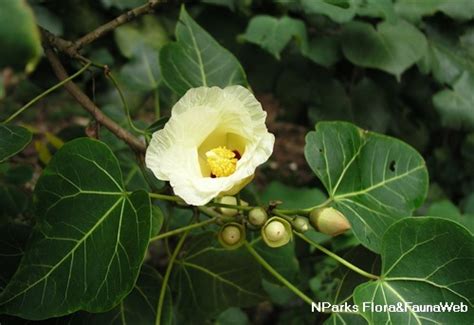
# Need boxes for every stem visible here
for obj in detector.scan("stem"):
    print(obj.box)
[42,43,146,153]
[149,192,183,203]
[294,232,379,280]
[149,217,217,242]
[244,242,313,305]
[107,73,147,135]
[3,63,92,124]
[155,230,188,325]
[75,1,162,51]
[154,88,160,118]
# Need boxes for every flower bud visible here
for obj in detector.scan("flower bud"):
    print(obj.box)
[291,216,311,233]
[216,196,239,217]
[218,223,245,249]
[248,207,268,227]
[261,217,292,248]
[309,207,351,236]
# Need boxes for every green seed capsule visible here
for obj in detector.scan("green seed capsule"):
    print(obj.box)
[216,196,239,217]
[309,207,351,236]
[248,207,268,227]
[218,223,245,249]
[291,216,311,233]
[261,217,292,248]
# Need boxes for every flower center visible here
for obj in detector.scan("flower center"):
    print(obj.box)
[206,146,238,177]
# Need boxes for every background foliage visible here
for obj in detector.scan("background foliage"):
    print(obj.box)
[1,0,474,324]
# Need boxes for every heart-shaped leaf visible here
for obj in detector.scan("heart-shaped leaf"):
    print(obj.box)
[305,121,428,252]
[240,15,307,60]
[354,217,474,324]
[0,138,152,320]
[173,232,266,321]
[160,6,247,96]
[433,72,474,129]
[0,125,32,163]
[341,20,427,78]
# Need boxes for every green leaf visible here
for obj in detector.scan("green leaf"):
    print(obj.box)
[304,121,428,252]
[428,199,474,234]
[0,0,42,72]
[160,6,247,96]
[260,181,327,209]
[119,47,161,92]
[322,247,379,325]
[395,0,474,21]
[68,265,173,325]
[0,224,30,290]
[304,35,341,67]
[433,72,474,129]
[114,16,168,60]
[0,125,32,163]
[341,20,427,78]
[353,217,474,324]
[0,138,152,320]
[301,0,358,23]
[216,307,250,325]
[252,238,300,284]
[101,0,144,10]
[240,15,307,60]
[173,232,265,321]
[356,0,397,23]
[419,26,474,85]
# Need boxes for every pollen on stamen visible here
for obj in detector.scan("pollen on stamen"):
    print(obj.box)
[206,146,238,177]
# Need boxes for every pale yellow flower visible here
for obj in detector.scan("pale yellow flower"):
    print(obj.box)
[145,86,275,205]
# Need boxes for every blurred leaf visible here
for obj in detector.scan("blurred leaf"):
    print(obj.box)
[351,78,391,133]
[260,181,327,209]
[395,0,474,21]
[356,0,396,22]
[0,125,32,163]
[101,0,144,10]
[119,46,161,92]
[160,6,247,96]
[2,165,33,185]
[151,205,164,237]
[428,199,474,234]
[147,116,170,134]
[240,15,307,60]
[301,0,358,23]
[114,16,168,59]
[69,265,173,325]
[0,138,152,320]
[0,186,29,219]
[419,26,474,85]
[354,218,474,324]
[173,232,265,321]
[216,307,250,325]
[433,72,474,129]
[304,35,341,67]
[341,20,427,79]
[0,0,41,72]
[308,77,352,123]
[31,4,63,35]
[202,0,237,11]
[0,224,30,290]
[305,122,429,252]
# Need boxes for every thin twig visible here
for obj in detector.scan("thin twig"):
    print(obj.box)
[73,0,162,51]
[42,42,146,153]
